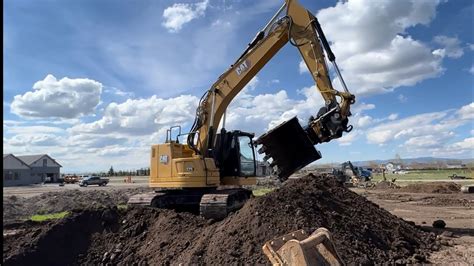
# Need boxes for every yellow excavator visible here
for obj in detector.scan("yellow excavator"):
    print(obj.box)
[128,0,355,222]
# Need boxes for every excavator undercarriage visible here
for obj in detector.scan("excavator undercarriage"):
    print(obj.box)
[128,188,252,220]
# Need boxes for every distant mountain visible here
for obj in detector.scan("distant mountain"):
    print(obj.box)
[358,157,473,166]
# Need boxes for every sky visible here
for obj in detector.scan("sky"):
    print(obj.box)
[3,0,474,172]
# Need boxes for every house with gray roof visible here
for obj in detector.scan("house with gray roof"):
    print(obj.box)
[3,154,62,186]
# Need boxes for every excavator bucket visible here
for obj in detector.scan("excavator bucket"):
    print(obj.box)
[263,228,344,266]
[255,117,321,181]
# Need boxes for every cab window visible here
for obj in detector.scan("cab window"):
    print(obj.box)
[238,136,255,176]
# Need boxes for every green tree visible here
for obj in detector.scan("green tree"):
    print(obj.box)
[108,166,115,177]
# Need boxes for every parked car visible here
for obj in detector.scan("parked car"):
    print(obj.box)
[64,175,79,184]
[449,174,466,180]
[78,176,109,187]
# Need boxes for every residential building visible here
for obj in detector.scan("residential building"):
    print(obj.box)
[3,154,34,186]
[384,162,402,173]
[3,154,62,186]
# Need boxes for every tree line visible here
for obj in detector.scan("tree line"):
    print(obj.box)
[65,166,151,177]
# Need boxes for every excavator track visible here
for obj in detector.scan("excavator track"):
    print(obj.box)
[199,188,252,220]
[127,192,167,207]
[127,188,252,220]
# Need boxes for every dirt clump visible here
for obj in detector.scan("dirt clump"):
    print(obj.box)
[3,187,151,224]
[432,220,446,229]
[3,174,436,265]
[398,182,461,194]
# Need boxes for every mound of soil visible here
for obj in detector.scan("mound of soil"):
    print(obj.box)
[3,174,436,265]
[397,182,461,194]
[3,187,152,224]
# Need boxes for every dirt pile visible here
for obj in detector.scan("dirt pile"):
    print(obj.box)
[397,182,461,194]
[3,187,151,224]
[3,174,436,265]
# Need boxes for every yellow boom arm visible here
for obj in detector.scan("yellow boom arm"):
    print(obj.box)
[186,0,355,178]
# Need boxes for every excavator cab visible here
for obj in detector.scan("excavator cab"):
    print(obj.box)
[213,129,256,178]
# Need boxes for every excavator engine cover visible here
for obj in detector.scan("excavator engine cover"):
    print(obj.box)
[256,117,321,181]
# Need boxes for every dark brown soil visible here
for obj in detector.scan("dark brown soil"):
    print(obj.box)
[3,187,152,224]
[397,182,461,194]
[373,180,400,189]
[3,174,436,265]
[368,192,473,207]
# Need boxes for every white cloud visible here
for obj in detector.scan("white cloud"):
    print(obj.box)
[4,125,65,135]
[457,102,474,120]
[355,115,373,128]
[388,113,398,120]
[433,35,464,58]
[70,94,199,136]
[223,84,328,134]
[11,75,102,119]
[337,130,361,146]
[68,134,128,149]
[299,60,309,74]
[366,102,474,158]
[211,19,231,28]
[317,0,444,96]
[7,134,62,147]
[404,133,452,149]
[398,94,408,103]
[450,137,474,150]
[469,65,474,75]
[352,102,375,113]
[423,137,474,158]
[162,0,209,32]
[9,83,325,171]
[432,48,446,58]
[367,111,451,144]
[104,86,134,97]
[244,76,259,91]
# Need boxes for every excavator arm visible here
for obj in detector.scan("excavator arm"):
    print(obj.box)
[187,0,355,181]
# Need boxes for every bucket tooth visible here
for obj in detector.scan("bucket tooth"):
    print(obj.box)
[255,117,321,181]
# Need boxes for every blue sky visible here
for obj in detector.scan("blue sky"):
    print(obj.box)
[4,0,474,172]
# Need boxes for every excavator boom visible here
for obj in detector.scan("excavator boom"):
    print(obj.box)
[187,0,355,181]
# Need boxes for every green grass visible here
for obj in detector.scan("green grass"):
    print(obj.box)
[30,211,70,222]
[371,169,473,182]
[252,188,274,197]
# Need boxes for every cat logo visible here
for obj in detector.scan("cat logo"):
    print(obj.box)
[235,59,251,76]
[160,155,169,164]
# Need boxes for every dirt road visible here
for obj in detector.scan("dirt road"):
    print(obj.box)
[353,188,474,264]
[3,180,148,198]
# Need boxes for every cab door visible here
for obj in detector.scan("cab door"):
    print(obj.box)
[237,135,256,177]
